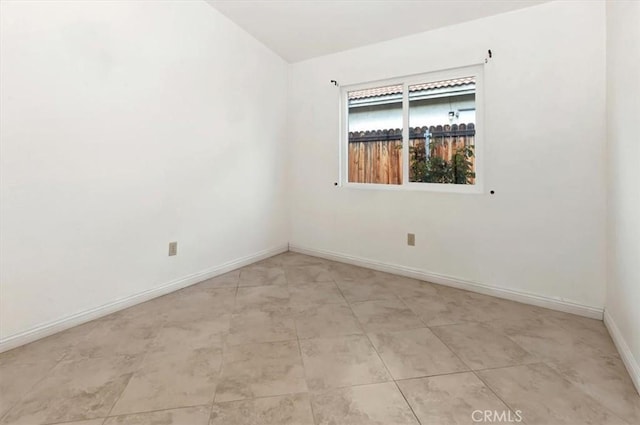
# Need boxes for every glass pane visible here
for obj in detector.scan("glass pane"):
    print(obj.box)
[408,77,476,184]
[347,84,403,184]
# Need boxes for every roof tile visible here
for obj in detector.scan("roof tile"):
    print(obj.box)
[348,76,475,100]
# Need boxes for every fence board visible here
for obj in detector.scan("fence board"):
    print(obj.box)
[348,124,475,185]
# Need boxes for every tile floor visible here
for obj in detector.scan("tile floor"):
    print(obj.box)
[0,252,638,425]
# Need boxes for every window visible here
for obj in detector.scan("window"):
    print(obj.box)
[341,65,483,192]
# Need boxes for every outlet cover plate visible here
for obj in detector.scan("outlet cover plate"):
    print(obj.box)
[407,233,415,246]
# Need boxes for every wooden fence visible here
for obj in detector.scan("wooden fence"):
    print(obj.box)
[348,129,403,184]
[348,123,475,184]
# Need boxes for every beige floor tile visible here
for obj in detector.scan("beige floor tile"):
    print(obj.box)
[368,328,468,380]
[547,352,640,424]
[197,271,240,288]
[239,265,287,287]
[477,363,627,425]
[164,316,230,343]
[173,287,236,315]
[288,282,347,309]
[368,274,437,299]
[1,355,140,425]
[465,293,554,323]
[294,304,362,339]
[59,420,106,425]
[431,322,537,370]
[402,286,544,327]
[351,299,423,333]
[276,252,330,267]
[215,340,307,402]
[551,313,619,355]
[400,286,483,326]
[251,254,285,267]
[311,382,418,425]
[234,286,290,314]
[109,325,222,415]
[0,361,56,419]
[328,263,378,281]
[285,265,334,285]
[114,292,183,323]
[227,310,297,346]
[66,311,162,361]
[366,272,421,285]
[104,406,210,425]
[385,275,436,289]
[0,321,95,368]
[489,315,617,364]
[3,253,637,425]
[398,372,514,425]
[487,317,579,362]
[299,335,390,391]
[154,315,230,349]
[210,393,314,425]
[335,279,400,302]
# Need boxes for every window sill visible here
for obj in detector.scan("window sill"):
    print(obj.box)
[340,182,484,194]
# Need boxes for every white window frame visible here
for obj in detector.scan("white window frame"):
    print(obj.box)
[339,64,484,194]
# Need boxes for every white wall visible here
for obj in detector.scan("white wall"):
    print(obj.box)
[288,0,607,314]
[0,1,289,343]
[605,0,640,391]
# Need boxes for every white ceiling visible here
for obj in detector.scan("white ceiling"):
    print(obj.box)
[206,0,550,63]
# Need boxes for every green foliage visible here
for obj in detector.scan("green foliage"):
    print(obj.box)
[410,141,475,184]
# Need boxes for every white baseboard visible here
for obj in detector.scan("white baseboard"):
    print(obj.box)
[290,244,604,320]
[604,310,640,395]
[0,244,288,353]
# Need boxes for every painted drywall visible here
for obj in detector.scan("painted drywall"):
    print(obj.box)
[605,0,640,390]
[0,1,289,341]
[288,0,607,311]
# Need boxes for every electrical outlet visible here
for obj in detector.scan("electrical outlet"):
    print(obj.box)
[168,241,178,256]
[407,233,415,246]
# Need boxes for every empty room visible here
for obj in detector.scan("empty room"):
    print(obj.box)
[0,0,638,424]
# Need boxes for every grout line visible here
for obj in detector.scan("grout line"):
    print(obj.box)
[305,379,397,393]
[393,284,531,424]
[393,290,479,377]
[225,335,300,347]
[412,301,533,425]
[466,361,539,374]
[392,293,474,424]
[333,280,423,425]
[292,268,342,424]
[539,359,633,425]
[471,367,531,425]
[0,320,106,424]
[0,357,66,424]
[395,382,423,425]
[294,318,319,425]
[104,371,136,419]
[210,390,311,404]
[44,418,107,425]
[393,370,474,383]
[411,303,561,425]
[209,278,240,411]
[102,303,188,419]
[97,403,212,422]
[13,254,628,425]
[422,328,529,423]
